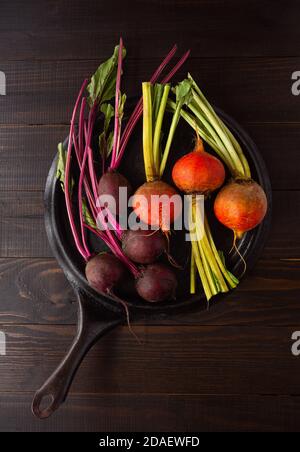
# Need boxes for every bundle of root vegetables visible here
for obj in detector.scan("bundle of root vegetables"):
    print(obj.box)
[57,40,268,315]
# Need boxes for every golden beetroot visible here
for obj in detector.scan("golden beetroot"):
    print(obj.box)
[214,179,267,238]
[172,138,225,194]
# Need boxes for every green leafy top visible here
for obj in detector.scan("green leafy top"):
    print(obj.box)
[98,103,115,159]
[118,93,127,122]
[101,103,115,132]
[81,200,97,229]
[56,142,74,193]
[87,45,126,106]
[175,78,193,106]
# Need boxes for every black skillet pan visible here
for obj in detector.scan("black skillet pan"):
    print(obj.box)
[32,108,272,419]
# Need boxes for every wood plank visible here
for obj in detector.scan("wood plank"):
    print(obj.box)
[0,324,300,396]
[0,258,76,324]
[0,257,299,327]
[0,191,50,257]
[1,1,300,59]
[0,57,299,124]
[0,393,300,432]
[0,125,68,191]
[0,123,298,191]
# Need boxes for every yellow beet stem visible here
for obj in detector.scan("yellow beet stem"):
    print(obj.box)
[190,250,196,294]
[198,239,219,296]
[195,202,229,293]
[189,200,212,300]
[193,200,221,295]
[191,238,212,301]
[153,84,171,174]
[160,99,183,177]
[204,217,238,289]
[142,82,156,182]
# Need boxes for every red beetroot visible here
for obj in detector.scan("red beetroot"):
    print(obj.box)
[172,138,225,194]
[136,263,177,302]
[122,229,167,264]
[214,179,268,238]
[98,171,132,214]
[85,252,127,294]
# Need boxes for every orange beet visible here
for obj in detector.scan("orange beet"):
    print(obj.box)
[214,179,267,238]
[132,180,181,232]
[172,139,225,194]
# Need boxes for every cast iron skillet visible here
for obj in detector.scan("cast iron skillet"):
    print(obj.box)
[32,108,272,419]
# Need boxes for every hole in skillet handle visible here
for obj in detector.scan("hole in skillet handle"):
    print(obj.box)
[31,390,57,420]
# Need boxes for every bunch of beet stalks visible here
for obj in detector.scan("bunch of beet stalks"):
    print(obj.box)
[169,74,268,301]
[58,41,190,313]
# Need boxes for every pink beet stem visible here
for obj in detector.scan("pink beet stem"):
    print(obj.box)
[113,45,178,169]
[110,38,124,170]
[114,46,190,169]
[78,97,86,159]
[102,209,123,240]
[87,146,99,203]
[84,224,111,248]
[78,142,91,259]
[76,102,98,256]
[77,97,97,258]
[87,142,129,263]
[64,79,89,261]
[87,144,123,239]
[161,50,191,83]
[73,133,98,220]
[86,138,139,275]
[86,123,124,240]
[97,208,139,277]
[65,79,136,274]
[78,105,96,251]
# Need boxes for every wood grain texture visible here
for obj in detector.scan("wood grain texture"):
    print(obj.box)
[1,0,300,59]
[0,57,299,124]
[0,123,299,191]
[0,258,75,324]
[0,191,50,257]
[0,324,299,396]
[0,257,299,327]
[0,125,68,191]
[0,393,300,432]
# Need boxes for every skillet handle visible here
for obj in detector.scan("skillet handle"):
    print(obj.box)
[32,290,121,419]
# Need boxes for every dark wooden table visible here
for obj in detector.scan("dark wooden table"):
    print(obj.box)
[1,0,300,432]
